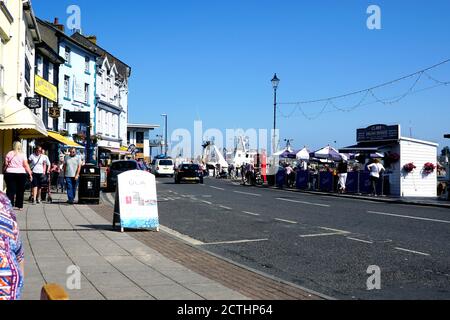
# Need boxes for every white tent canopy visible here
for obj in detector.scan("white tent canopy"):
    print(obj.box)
[314,146,347,162]
[296,147,311,161]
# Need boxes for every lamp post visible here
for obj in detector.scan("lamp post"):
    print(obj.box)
[161,114,168,156]
[271,74,280,154]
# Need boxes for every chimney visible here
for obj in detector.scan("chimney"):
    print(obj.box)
[52,17,65,32]
[87,35,97,45]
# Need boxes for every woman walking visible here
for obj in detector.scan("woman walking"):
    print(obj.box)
[0,192,25,300]
[3,142,33,211]
[28,146,50,205]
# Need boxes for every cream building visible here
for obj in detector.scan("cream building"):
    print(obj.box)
[0,0,47,179]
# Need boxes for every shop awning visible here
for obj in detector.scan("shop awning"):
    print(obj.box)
[339,142,395,153]
[99,147,131,155]
[47,131,84,148]
[0,97,48,138]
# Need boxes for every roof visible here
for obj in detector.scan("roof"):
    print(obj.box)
[399,136,439,147]
[339,141,396,153]
[36,18,99,57]
[70,33,131,79]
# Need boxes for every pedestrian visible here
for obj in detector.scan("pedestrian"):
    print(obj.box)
[0,192,25,300]
[57,160,65,193]
[28,146,50,205]
[337,160,348,194]
[2,142,33,211]
[63,148,82,205]
[367,159,385,196]
[285,164,295,188]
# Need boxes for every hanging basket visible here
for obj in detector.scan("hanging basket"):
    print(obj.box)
[423,162,436,175]
[403,162,416,173]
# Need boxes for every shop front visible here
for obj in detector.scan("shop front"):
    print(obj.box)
[0,97,48,191]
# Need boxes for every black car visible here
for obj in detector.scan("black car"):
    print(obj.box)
[174,164,204,184]
[106,160,141,191]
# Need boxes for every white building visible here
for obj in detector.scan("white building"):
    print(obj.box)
[127,124,160,162]
[71,33,131,151]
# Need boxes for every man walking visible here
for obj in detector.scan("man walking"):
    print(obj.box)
[63,148,82,205]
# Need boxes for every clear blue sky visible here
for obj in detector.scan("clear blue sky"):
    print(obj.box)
[34,0,450,153]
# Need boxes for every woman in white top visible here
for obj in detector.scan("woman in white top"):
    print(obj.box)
[367,159,385,196]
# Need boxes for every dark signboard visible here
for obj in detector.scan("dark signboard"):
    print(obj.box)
[357,124,400,142]
[49,106,61,119]
[66,111,90,124]
[25,97,40,109]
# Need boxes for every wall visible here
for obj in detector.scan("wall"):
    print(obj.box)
[400,138,438,197]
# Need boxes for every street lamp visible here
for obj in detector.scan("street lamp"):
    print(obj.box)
[161,114,168,156]
[271,74,280,154]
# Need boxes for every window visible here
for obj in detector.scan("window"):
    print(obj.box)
[42,99,48,129]
[64,46,71,64]
[63,109,69,129]
[84,83,89,104]
[36,55,42,76]
[136,132,144,144]
[25,58,31,85]
[85,56,89,73]
[127,131,130,145]
[43,60,49,81]
[64,75,70,99]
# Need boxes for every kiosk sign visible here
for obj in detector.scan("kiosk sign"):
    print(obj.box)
[114,170,159,231]
[357,124,400,142]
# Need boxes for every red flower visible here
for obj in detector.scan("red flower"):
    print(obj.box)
[403,163,416,173]
[423,162,436,174]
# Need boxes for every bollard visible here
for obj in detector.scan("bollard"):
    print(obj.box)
[40,284,70,300]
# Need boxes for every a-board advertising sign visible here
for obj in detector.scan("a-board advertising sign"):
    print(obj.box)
[113,170,159,232]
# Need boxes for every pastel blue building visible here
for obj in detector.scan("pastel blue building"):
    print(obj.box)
[37,19,99,142]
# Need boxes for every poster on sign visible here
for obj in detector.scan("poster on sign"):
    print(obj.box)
[113,170,159,232]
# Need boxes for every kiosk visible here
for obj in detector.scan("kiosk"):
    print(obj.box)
[340,124,438,198]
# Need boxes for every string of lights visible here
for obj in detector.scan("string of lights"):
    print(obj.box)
[277,58,450,120]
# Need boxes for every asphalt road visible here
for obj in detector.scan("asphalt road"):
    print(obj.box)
[110,176,450,299]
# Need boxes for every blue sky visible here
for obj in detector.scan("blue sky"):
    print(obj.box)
[33,0,450,152]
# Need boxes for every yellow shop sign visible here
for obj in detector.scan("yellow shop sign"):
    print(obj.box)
[35,75,58,102]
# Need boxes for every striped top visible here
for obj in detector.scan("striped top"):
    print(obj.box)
[0,192,24,300]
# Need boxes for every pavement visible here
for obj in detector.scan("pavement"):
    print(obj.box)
[17,191,321,300]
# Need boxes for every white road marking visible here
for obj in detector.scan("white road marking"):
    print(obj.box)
[347,237,374,244]
[201,200,212,205]
[367,211,450,224]
[219,205,232,210]
[300,232,346,238]
[319,227,350,234]
[300,227,350,238]
[276,198,330,208]
[274,218,298,224]
[395,247,430,256]
[159,226,204,245]
[210,186,225,191]
[233,191,261,197]
[243,211,260,216]
[201,239,269,246]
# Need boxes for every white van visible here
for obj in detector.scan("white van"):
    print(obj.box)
[152,158,175,177]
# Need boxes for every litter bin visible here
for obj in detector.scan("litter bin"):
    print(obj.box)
[78,164,100,204]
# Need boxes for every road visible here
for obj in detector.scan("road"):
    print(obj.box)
[108,176,450,299]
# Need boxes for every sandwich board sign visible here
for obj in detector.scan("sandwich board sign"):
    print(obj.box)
[113,170,159,232]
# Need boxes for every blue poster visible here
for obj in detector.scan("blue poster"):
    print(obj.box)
[276,169,286,188]
[319,172,333,192]
[296,170,308,189]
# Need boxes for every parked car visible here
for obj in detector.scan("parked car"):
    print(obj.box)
[152,158,175,177]
[174,163,204,184]
[106,160,141,191]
